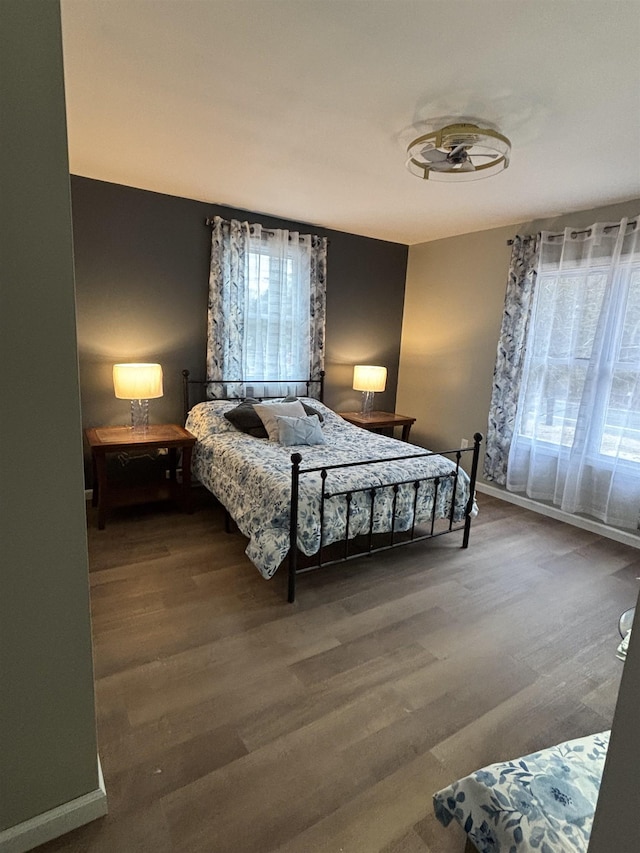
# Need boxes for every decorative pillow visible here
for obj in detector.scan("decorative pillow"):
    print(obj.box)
[276,414,326,447]
[283,395,324,422]
[223,398,268,437]
[253,400,307,441]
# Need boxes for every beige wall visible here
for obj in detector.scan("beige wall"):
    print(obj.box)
[399,196,640,852]
[0,0,101,838]
[398,197,640,461]
[398,224,513,453]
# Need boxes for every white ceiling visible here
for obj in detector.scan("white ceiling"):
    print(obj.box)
[60,0,640,245]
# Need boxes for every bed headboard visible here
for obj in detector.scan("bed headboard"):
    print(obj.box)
[182,370,325,423]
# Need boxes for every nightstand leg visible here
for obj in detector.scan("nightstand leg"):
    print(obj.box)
[182,445,193,513]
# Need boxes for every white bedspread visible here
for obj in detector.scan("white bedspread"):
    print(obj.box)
[186,399,473,579]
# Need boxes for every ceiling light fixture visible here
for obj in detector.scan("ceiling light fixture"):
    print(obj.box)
[406,122,511,182]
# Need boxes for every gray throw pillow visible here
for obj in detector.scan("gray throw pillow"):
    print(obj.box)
[253,400,307,441]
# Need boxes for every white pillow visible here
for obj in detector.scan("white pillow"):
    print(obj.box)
[253,400,306,441]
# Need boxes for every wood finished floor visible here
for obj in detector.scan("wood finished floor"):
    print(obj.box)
[36,491,640,853]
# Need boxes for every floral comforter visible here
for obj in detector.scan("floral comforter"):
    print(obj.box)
[433,730,610,853]
[186,398,474,578]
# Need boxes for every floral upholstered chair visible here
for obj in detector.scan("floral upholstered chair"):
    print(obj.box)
[433,730,609,853]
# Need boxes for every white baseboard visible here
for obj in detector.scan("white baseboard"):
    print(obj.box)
[476,481,640,550]
[0,757,107,853]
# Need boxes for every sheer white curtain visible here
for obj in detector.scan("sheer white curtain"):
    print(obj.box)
[243,226,311,392]
[507,217,640,530]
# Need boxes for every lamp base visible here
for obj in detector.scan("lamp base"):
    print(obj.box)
[360,391,375,415]
[130,399,149,431]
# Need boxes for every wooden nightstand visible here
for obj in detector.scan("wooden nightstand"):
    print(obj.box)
[339,411,416,441]
[84,424,197,529]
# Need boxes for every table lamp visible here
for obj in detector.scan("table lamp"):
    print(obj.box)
[113,363,163,431]
[353,364,387,415]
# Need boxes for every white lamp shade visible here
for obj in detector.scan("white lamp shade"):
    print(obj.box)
[353,365,387,393]
[113,363,163,400]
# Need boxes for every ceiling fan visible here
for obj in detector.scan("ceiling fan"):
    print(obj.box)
[406,122,511,182]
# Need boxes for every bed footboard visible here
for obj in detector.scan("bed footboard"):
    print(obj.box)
[287,433,483,602]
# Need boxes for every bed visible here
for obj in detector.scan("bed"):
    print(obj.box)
[433,730,609,853]
[183,371,482,601]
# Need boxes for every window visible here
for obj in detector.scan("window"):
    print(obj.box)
[517,260,640,463]
[206,217,326,399]
[502,219,640,530]
[244,241,311,384]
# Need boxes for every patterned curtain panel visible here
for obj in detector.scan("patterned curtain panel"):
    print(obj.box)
[206,216,327,399]
[207,217,249,398]
[483,235,540,484]
[309,234,327,384]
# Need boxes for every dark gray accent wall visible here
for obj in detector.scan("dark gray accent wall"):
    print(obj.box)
[71,177,408,480]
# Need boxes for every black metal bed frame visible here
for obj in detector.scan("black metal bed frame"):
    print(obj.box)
[182,370,482,602]
[182,368,325,423]
[286,437,482,602]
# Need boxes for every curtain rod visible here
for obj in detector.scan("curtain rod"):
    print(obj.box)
[204,216,277,235]
[204,217,328,243]
[507,219,637,246]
